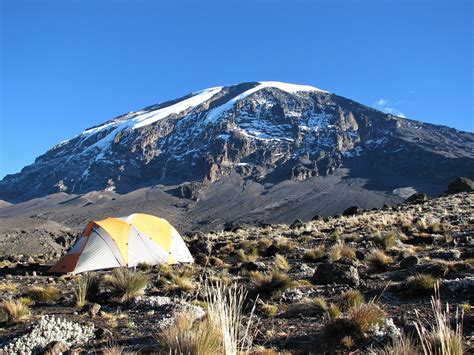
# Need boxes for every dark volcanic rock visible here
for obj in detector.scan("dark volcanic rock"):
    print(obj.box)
[405,193,429,204]
[343,205,361,216]
[400,255,419,269]
[312,262,359,286]
[447,177,474,194]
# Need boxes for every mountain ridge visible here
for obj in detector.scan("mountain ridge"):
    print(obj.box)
[0,81,473,228]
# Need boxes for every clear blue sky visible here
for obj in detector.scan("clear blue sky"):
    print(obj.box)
[1,0,473,178]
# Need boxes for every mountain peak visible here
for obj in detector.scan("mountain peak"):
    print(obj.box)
[1,81,472,203]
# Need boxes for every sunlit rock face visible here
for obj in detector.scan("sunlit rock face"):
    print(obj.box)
[1,81,473,203]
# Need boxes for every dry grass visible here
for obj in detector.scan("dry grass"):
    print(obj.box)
[373,230,401,249]
[0,299,30,322]
[163,267,198,295]
[237,248,259,262]
[286,297,327,317]
[338,289,364,311]
[414,284,464,355]
[259,302,278,317]
[104,268,149,303]
[407,274,437,297]
[274,237,296,254]
[274,254,290,272]
[328,241,356,262]
[26,285,60,303]
[250,270,293,299]
[0,282,19,293]
[366,248,393,269]
[204,280,257,354]
[347,302,386,335]
[73,272,100,307]
[378,333,418,354]
[324,300,386,346]
[158,280,258,354]
[303,246,326,262]
[158,311,222,354]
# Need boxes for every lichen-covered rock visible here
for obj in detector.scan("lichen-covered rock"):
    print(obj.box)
[1,315,94,354]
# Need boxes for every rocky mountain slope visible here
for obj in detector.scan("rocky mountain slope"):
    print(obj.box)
[0,81,472,229]
[1,192,472,353]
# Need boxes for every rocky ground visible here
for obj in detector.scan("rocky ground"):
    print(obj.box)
[0,191,473,354]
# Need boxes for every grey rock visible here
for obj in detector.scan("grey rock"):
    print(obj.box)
[447,177,474,194]
[312,262,359,286]
[43,341,69,355]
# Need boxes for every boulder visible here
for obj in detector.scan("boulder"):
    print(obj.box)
[85,303,101,317]
[43,341,69,355]
[343,206,361,216]
[400,255,418,269]
[405,193,428,204]
[312,262,359,287]
[447,177,474,194]
[290,219,304,229]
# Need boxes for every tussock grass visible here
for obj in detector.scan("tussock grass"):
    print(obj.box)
[414,283,464,355]
[274,254,290,272]
[104,268,149,303]
[158,311,222,354]
[286,297,327,317]
[136,261,152,272]
[73,272,100,307]
[407,274,437,297]
[237,248,259,262]
[0,299,30,322]
[274,237,296,254]
[26,285,60,303]
[328,241,356,262]
[250,270,293,299]
[347,302,386,335]
[0,282,19,293]
[373,230,401,249]
[338,289,364,311]
[158,280,257,354]
[259,302,278,317]
[378,333,418,355]
[366,248,393,269]
[162,266,198,295]
[303,246,326,262]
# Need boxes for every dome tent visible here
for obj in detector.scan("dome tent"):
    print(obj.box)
[49,213,193,274]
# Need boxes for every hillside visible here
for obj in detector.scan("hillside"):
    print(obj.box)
[0,192,472,353]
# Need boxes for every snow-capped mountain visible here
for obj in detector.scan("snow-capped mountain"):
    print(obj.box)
[1,81,473,205]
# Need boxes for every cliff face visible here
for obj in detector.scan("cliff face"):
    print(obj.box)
[1,81,473,203]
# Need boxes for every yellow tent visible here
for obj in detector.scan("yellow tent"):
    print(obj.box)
[49,213,193,274]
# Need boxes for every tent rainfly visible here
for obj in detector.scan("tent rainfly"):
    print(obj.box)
[49,213,193,274]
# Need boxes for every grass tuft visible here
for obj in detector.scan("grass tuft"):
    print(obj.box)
[414,283,464,355]
[26,285,60,303]
[104,268,149,303]
[303,246,326,262]
[407,274,437,297]
[250,270,293,299]
[0,299,30,323]
[73,272,100,307]
[366,248,393,270]
[274,254,290,272]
